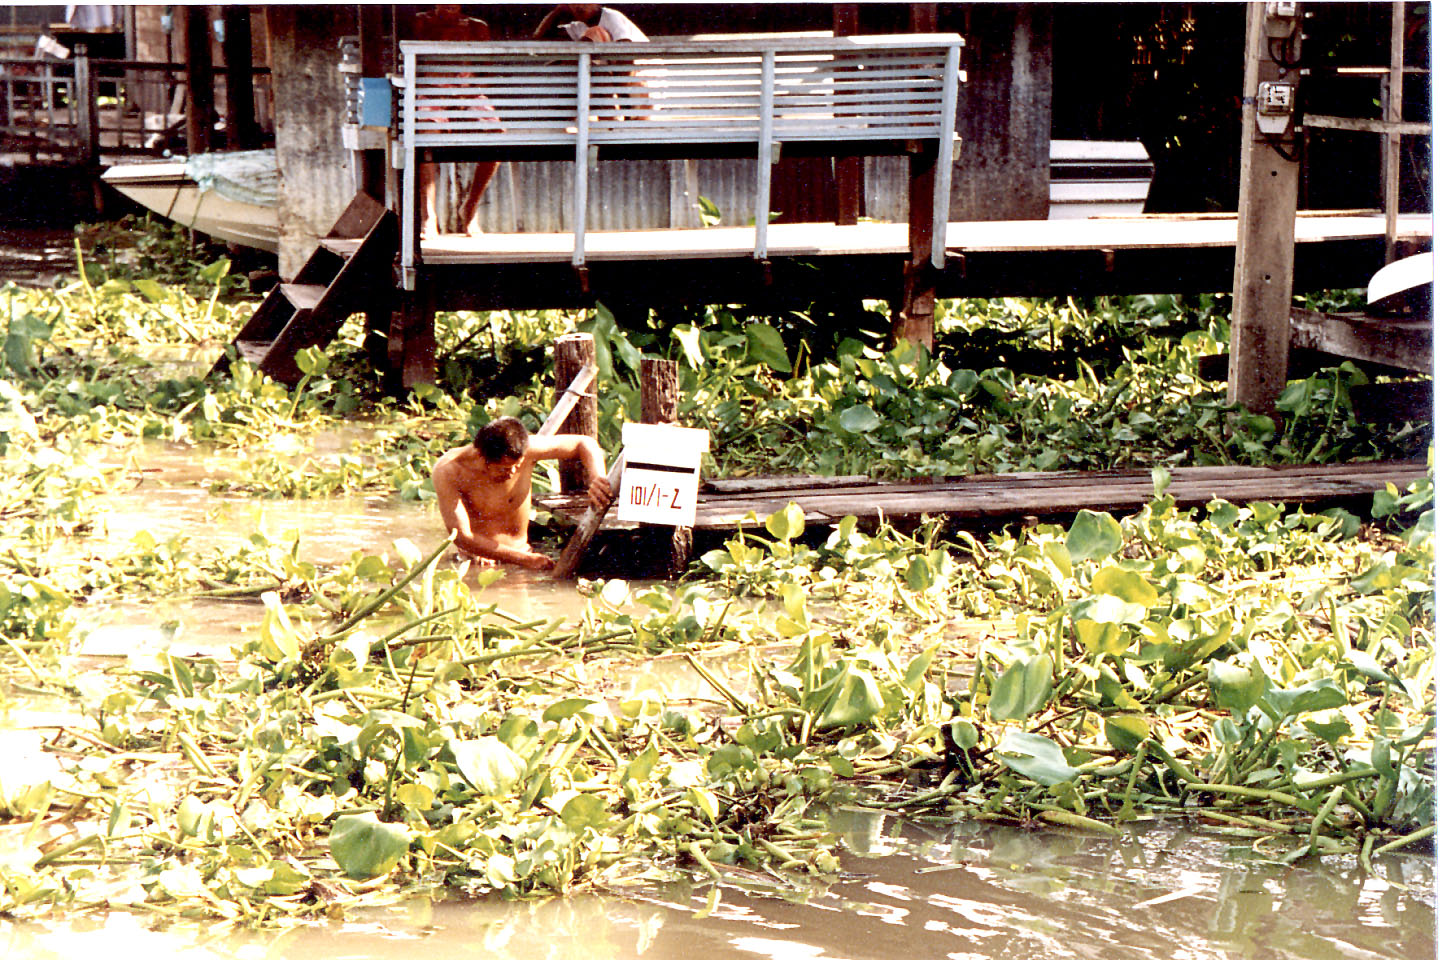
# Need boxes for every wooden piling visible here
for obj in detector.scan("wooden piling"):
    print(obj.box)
[1228,1,1303,416]
[553,333,599,493]
[640,358,693,577]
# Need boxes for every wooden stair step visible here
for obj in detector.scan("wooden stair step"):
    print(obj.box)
[319,238,362,256]
[236,340,273,364]
[280,283,328,312]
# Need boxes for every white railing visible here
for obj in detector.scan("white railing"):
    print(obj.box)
[396,34,963,287]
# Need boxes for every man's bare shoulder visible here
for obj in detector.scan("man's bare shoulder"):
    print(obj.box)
[433,445,475,481]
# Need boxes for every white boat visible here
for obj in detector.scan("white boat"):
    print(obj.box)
[100,150,279,253]
[1048,140,1155,220]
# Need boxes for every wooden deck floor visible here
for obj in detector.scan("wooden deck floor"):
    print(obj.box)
[539,460,1430,532]
[409,212,1431,264]
[339,211,1432,309]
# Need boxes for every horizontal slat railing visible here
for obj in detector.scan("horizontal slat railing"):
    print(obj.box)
[398,34,962,286]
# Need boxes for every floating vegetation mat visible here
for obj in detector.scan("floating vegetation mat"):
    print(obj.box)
[0,248,1433,924]
[0,487,1432,922]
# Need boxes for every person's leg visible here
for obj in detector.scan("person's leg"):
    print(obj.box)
[419,161,440,237]
[458,161,500,236]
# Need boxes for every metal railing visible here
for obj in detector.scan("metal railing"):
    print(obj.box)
[0,46,272,163]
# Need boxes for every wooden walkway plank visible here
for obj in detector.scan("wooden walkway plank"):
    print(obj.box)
[538,460,1429,533]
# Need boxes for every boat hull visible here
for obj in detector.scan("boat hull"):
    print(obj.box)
[100,160,279,253]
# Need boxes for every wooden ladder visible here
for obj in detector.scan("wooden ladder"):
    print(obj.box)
[214,192,397,385]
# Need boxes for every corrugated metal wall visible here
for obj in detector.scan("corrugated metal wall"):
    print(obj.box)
[433,157,913,233]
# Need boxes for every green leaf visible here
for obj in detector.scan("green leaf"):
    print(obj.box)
[811,661,885,731]
[673,324,705,369]
[905,554,935,591]
[543,697,600,722]
[948,719,979,750]
[1350,556,1425,594]
[133,278,170,303]
[837,404,881,433]
[903,644,939,692]
[559,793,611,831]
[1262,678,1348,719]
[987,654,1053,722]
[1066,510,1122,562]
[1104,715,1150,754]
[1301,710,1353,745]
[1090,566,1158,606]
[451,737,526,795]
[1075,619,1129,656]
[765,502,805,542]
[1207,657,1267,715]
[1071,593,1147,626]
[996,730,1079,786]
[744,322,791,372]
[328,813,412,880]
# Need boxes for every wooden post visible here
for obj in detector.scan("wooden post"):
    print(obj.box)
[72,45,98,167]
[641,357,679,426]
[890,3,942,351]
[221,6,258,149]
[893,140,938,351]
[553,334,599,493]
[357,4,391,203]
[389,288,436,393]
[181,6,215,156]
[1382,0,1405,264]
[640,357,692,578]
[1227,1,1302,416]
[832,4,862,226]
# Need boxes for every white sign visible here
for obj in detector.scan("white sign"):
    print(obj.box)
[615,423,710,527]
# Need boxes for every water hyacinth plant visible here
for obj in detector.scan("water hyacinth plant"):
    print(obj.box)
[0,228,1432,922]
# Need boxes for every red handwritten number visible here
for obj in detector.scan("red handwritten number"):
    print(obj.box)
[669,487,680,509]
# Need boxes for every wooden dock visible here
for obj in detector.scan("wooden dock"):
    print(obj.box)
[538,459,1430,532]
[357,211,1433,312]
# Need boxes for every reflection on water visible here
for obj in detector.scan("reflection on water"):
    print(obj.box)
[1,817,1431,960]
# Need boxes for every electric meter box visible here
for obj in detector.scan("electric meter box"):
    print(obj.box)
[615,423,710,527]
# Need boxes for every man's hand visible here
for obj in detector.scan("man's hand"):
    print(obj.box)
[587,474,612,511]
[518,551,556,571]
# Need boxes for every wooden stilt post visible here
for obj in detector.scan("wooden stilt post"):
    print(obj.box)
[1382,0,1405,265]
[833,4,862,227]
[1227,1,1303,417]
[221,6,257,149]
[891,2,941,351]
[893,139,938,351]
[181,6,215,157]
[553,333,599,493]
[389,287,436,393]
[640,357,691,577]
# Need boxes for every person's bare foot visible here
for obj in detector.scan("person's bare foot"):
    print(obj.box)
[463,220,485,238]
[421,218,438,238]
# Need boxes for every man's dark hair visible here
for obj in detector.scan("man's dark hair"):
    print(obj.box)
[473,416,529,462]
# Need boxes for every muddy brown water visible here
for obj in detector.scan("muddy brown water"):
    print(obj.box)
[3,322,1435,957]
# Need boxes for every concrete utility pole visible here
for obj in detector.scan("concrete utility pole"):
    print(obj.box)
[1228,1,1303,416]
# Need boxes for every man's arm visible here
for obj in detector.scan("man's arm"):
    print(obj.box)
[528,434,611,508]
[432,462,554,569]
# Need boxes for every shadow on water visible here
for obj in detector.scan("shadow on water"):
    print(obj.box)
[0,815,1432,960]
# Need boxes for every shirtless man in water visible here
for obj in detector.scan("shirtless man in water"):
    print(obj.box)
[432,417,610,570]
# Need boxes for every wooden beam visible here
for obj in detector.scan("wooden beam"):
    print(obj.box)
[1288,307,1432,374]
[1384,0,1406,264]
[540,363,598,437]
[1228,1,1303,416]
[553,334,599,493]
[552,458,624,579]
[832,4,862,226]
[222,6,258,149]
[893,141,938,350]
[181,6,215,156]
[356,4,390,202]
